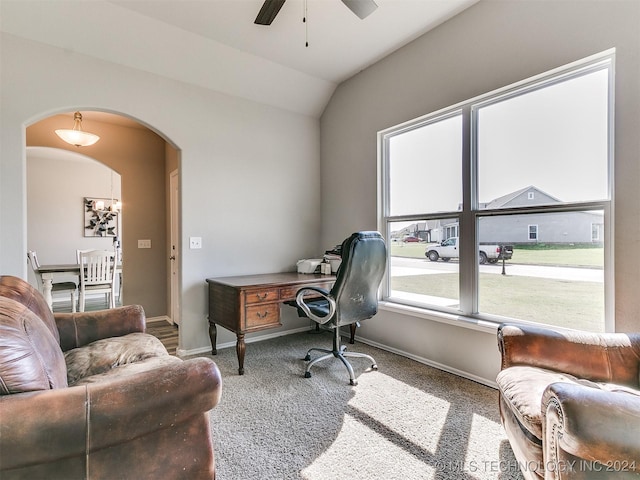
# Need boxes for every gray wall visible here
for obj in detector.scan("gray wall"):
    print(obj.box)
[320,0,640,383]
[27,148,121,264]
[1,33,321,355]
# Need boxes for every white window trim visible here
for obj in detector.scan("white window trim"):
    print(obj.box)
[378,49,615,331]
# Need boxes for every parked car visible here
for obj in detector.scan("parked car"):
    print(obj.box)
[425,237,513,264]
[403,236,420,243]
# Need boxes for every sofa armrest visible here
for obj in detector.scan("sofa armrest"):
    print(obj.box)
[0,357,221,471]
[543,382,640,476]
[497,323,640,386]
[55,305,146,351]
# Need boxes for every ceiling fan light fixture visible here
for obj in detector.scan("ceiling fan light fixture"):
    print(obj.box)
[341,0,378,19]
[55,111,100,147]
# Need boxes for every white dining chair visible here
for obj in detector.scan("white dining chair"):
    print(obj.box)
[27,250,78,312]
[77,248,122,304]
[78,249,119,312]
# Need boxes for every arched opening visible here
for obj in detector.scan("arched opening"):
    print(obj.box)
[26,110,181,327]
[26,146,122,304]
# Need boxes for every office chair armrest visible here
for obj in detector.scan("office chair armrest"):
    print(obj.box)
[295,287,336,324]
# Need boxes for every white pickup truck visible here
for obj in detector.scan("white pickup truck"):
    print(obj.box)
[425,237,513,264]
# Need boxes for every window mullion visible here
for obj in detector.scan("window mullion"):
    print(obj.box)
[459,106,476,314]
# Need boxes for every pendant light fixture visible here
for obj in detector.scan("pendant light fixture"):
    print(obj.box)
[55,111,100,147]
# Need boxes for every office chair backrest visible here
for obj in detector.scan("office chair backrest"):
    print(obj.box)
[330,231,387,326]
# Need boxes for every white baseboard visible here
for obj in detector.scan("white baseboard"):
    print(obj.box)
[176,326,310,358]
[352,334,498,389]
[175,325,497,388]
[146,315,172,324]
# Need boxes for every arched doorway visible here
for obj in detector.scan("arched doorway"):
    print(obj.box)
[26,111,181,324]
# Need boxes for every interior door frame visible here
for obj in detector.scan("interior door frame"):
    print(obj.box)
[169,169,180,325]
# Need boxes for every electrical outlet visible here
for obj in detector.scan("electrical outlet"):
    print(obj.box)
[138,239,151,249]
[189,237,202,249]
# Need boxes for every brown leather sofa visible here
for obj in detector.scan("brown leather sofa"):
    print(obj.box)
[0,275,222,480]
[497,323,640,480]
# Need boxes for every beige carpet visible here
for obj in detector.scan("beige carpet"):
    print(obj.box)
[201,330,524,480]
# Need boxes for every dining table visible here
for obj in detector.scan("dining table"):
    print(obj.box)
[38,263,122,311]
[38,264,81,309]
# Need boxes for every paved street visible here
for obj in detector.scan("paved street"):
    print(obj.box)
[390,256,603,282]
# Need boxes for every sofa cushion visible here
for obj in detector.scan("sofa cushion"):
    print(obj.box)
[0,297,68,394]
[497,366,588,439]
[72,355,183,386]
[497,365,640,441]
[64,332,170,385]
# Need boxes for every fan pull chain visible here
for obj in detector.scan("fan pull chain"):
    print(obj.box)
[303,0,309,47]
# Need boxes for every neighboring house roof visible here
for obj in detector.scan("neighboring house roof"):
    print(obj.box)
[394,220,441,237]
[394,186,568,236]
[481,185,563,209]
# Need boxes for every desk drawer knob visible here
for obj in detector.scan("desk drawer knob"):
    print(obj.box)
[256,293,268,300]
[257,311,268,319]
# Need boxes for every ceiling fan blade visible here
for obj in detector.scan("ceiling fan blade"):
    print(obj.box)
[341,0,378,19]
[254,0,286,25]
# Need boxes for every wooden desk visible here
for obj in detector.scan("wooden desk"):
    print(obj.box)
[206,272,335,375]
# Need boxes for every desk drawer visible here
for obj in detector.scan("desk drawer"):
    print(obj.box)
[244,288,279,304]
[280,282,332,302]
[245,303,280,329]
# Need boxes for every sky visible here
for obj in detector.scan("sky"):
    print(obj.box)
[388,66,610,217]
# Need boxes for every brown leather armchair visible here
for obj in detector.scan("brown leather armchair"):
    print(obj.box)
[0,275,222,480]
[497,323,640,480]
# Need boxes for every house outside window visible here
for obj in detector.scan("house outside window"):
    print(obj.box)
[379,51,614,332]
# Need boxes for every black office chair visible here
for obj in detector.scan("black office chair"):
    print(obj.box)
[295,231,387,385]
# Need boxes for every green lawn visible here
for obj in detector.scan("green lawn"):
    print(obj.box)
[392,273,604,332]
[390,243,605,330]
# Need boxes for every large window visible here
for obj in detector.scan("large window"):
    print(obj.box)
[379,52,613,332]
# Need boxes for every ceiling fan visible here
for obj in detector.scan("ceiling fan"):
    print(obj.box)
[254,0,378,25]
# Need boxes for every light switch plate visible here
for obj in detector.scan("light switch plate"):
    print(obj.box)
[189,237,202,249]
[138,239,151,248]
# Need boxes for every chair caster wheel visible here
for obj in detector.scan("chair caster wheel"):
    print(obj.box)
[372,364,378,370]
[304,372,312,378]
[304,354,311,361]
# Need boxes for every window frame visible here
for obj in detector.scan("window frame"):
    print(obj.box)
[378,49,615,331]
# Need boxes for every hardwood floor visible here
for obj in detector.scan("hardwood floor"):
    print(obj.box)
[146,321,179,356]
[52,296,122,313]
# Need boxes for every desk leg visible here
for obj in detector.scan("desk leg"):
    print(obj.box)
[41,273,54,311]
[208,319,217,355]
[207,319,245,375]
[236,333,246,375]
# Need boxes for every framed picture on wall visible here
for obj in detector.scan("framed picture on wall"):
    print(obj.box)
[84,197,119,237]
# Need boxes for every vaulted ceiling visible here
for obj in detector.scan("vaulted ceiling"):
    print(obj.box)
[0,0,478,117]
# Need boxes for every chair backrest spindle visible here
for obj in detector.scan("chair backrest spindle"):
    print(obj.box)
[80,250,117,286]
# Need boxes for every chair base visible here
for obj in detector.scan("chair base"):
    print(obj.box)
[303,328,377,385]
